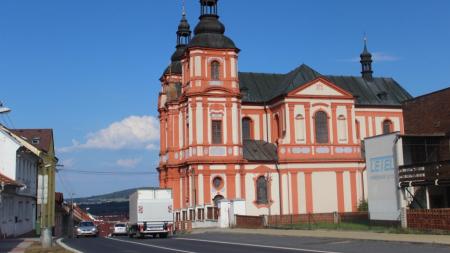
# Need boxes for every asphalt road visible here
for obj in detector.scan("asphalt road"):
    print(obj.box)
[62,232,450,253]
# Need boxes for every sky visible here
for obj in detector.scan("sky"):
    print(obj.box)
[1,0,449,198]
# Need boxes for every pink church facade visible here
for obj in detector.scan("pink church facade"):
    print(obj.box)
[157,0,411,219]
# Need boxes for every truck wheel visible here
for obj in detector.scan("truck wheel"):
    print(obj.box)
[160,233,168,239]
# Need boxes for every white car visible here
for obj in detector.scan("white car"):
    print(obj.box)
[112,223,127,236]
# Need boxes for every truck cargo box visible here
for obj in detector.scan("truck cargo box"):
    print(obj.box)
[128,189,173,238]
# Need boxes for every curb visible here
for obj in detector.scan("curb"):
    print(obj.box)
[56,238,83,253]
[194,228,450,246]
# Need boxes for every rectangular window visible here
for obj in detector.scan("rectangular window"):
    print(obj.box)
[212,120,223,144]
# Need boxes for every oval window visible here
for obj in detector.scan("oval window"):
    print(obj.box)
[212,177,223,190]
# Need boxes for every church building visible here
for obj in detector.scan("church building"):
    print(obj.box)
[157,0,411,220]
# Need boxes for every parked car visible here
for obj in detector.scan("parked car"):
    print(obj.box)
[112,223,127,236]
[75,221,98,238]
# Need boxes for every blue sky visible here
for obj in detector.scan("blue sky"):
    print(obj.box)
[1,0,449,198]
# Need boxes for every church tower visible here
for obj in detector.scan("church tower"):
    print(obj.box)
[176,0,243,208]
[360,37,373,81]
[157,6,192,192]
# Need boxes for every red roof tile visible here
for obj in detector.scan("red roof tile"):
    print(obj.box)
[11,129,53,153]
[0,172,21,186]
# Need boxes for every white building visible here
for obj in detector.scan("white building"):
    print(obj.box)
[0,126,40,237]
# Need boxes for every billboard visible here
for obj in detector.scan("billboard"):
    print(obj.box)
[364,133,401,221]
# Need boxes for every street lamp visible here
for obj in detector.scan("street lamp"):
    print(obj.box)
[0,101,11,114]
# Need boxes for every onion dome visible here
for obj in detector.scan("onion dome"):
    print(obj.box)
[360,36,373,81]
[177,13,191,46]
[188,0,237,50]
[163,11,192,76]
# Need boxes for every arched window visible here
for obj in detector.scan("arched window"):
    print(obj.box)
[383,119,393,134]
[242,117,253,140]
[211,61,220,80]
[213,195,224,207]
[355,120,361,140]
[273,114,281,141]
[315,111,329,143]
[256,176,268,204]
[212,120,223,144]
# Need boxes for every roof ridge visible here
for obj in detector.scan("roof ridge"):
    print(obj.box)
[326,74,395,80]
[238,71,285,76]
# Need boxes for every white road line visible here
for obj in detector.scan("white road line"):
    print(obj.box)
[175,237,343,253]
[107,237,199,253]
[56,238,84,253]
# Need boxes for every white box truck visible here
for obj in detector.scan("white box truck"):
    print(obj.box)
[128,189,173,238]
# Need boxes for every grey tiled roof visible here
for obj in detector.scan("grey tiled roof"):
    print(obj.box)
[243,140,278,162]
[188,33,237,50]
[238,64,412,106]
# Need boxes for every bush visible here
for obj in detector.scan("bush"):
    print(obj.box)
[357,199,368,211]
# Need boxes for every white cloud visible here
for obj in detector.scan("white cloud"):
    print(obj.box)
[116,158,142,168]
[59,115,159,152]
[340,52,400,62]
[371,52,400,62]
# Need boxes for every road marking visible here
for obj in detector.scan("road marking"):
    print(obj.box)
[107,237,199,253]
[56,238,84,253]
[329,240,352,245]
[175,237,343,253]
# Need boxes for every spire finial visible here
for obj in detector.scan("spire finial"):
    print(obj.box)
[182,0,186,17]
[363,32,369,53]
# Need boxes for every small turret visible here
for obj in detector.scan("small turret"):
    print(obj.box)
[360,36,373,81]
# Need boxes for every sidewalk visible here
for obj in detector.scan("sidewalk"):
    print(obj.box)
[0,238,38,253]
[192,228,450,245]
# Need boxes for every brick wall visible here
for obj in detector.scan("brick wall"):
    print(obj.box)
[267,212,368,226]
[339,212,369,223]
[95,222,114,237]
[403,87,450,135]
[235,215,264,229]
[407,209,450,231]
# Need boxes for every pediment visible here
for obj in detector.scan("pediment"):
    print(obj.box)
[289,77,353,98]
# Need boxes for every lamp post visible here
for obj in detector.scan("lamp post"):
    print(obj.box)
[0,101,11,114]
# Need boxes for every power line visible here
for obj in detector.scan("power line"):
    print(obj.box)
[59,168,158,176]
[5,114,16,129]
[0,115,10,127]
[57,172,74,198]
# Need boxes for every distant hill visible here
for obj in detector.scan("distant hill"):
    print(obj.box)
[72,187,157,204]
[79,202,130,216]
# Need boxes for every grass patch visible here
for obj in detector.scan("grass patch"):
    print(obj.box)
[271,222,450,235]
[25,242,71,253]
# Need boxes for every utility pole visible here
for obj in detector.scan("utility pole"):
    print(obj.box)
[38,154,57,247]
[39,162,53,248]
